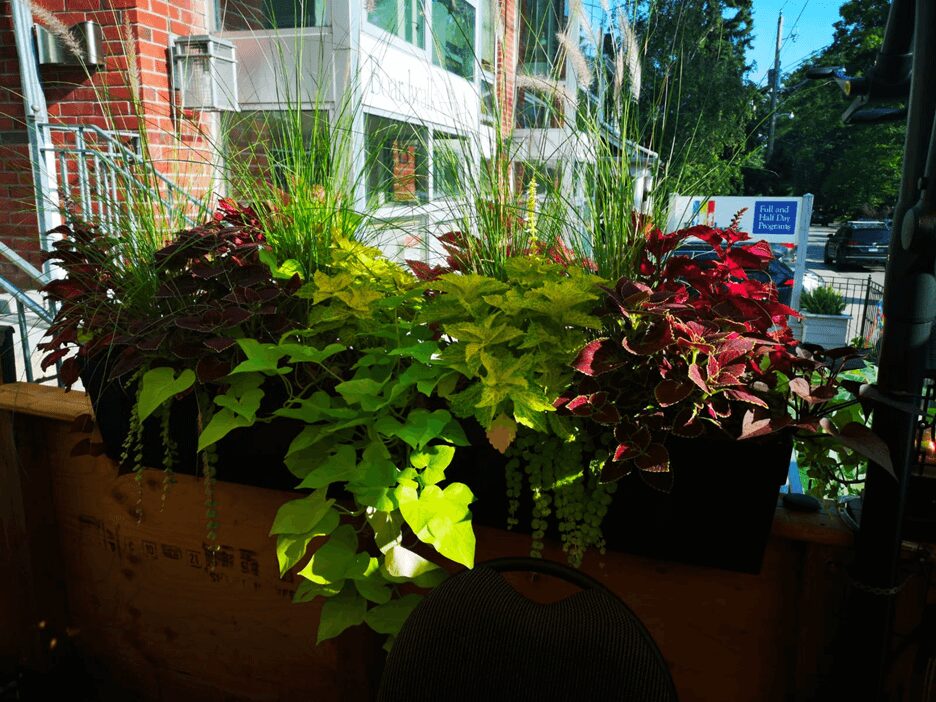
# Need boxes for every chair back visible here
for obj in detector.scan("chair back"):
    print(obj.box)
[378,557,678,701]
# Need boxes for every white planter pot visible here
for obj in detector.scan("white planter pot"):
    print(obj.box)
[800,312,851,348]
[788,317,803,341]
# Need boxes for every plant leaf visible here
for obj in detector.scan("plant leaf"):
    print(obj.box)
[364,594,424,636]
[137,367,196,422]
[486,413,517,453]
[316,584,367,644]
[197,407,252,451]
[654,379,693,407]
[269,489,336,535]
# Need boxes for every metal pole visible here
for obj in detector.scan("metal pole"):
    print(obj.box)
[766,12,784,162]
[861,275,872,342]
[834,0,936,696]
[10,0,62,270]
[16,303,33,384]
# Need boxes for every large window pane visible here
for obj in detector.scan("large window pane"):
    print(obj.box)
[431,0,476,80]
[218,0,325,30]
[480,78,496,124]
[520,0,564,75]
[366,115,429,206]
[433,132,467,198]
[223,110,332,194]
[480,0,495,70]
[367,0,426,47]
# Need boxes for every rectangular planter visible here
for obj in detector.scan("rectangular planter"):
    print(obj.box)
[800,312,851,348]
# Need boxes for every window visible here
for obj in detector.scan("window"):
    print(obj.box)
[366,115,429,206]
[515,89,561,128]
[431,0,476,80]
[433,132,468,198]
[367,0,426,47]
[218,0,326,30]
[479,0,495,71]
[223,110,332,193]
[480,78,496,124]
[520,0,564,76]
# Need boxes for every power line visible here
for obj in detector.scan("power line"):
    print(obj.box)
[779,0,811,55]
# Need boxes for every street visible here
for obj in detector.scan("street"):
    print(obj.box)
[806,226,886,288]
[797,226,887,346]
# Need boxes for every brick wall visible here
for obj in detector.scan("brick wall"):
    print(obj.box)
[391,141,417,202]
[496,0,517,137]
[0,0,216,288]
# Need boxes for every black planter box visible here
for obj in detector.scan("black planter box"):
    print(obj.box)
[80,354,299,491]
[449,426,793,574]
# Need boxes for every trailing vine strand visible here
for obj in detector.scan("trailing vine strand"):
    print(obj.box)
[159,400,178,511]
[506,430,615,567]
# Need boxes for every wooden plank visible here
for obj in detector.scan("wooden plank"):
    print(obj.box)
[0,383,91,422]
[39,424,383,700]
[771,497,854,547]
[0,413,71,674]
[0,385,861,700]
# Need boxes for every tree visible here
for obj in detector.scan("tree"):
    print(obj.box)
[635,0,759,195]
[770,0,902,219]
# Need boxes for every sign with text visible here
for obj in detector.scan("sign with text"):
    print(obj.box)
[668,195,805,243]
[667,193,815,311]
[752,200,798,236]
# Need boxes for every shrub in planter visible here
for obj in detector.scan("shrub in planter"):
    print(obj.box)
[799,285,850,348]
[549,222,892,570]
[801,286,846,315]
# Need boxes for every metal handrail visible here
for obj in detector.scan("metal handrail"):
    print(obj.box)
[0,274,52,323]
[0,121,207,383]
[38,122,206,231]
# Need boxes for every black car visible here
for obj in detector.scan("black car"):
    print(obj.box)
[824,222,890,270]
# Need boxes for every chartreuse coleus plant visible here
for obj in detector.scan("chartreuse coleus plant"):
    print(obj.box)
[419,256,613,564]
[420,256,605,449]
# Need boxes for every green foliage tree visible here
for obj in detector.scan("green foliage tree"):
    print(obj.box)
[635,0,759,194]
[770,0,902,219]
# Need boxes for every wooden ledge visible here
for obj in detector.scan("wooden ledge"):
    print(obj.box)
[772,496,854,547]
[0,382,855,548]
[0,382,91,422]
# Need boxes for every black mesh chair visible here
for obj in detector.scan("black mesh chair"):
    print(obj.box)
[378,557,678,701]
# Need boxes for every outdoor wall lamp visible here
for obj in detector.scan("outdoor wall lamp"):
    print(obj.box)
[171,35,238,112]
[34,21,105,69]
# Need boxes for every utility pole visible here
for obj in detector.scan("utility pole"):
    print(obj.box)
[766,12,784,161]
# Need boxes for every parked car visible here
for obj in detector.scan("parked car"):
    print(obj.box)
[824,221,891,270]
[675,240,824,307]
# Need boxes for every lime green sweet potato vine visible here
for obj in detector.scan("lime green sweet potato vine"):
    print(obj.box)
[423,257,604,451]
[194,242,469,645]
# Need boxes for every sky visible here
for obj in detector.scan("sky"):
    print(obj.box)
[746,0,845,86]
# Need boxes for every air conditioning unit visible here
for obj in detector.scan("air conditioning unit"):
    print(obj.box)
[172,35,238,112]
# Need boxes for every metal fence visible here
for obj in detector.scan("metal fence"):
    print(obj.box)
[820,275,886,351]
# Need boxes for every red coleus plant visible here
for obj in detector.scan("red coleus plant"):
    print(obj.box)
[556,221,893,488]
[39,200,302,388]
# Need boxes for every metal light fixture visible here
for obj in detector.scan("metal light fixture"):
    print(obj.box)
[171,35,238,112]
[34,21,104,68]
